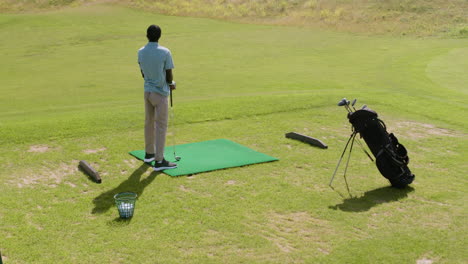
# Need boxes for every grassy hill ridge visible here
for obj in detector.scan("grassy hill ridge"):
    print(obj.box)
[0,0,467,37]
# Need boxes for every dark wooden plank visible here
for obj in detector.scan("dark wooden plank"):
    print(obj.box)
[79,160,102,183]
[285,132,328,149]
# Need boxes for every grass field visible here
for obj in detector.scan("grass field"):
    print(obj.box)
[0,2,467,264]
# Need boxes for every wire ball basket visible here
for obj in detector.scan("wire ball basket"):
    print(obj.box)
[114,192,138,219]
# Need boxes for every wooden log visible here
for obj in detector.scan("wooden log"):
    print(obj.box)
[79,160,102,183]
[285,132,328,149]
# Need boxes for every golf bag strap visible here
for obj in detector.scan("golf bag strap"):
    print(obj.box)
[378,118,387,130]
[377,145,407,166]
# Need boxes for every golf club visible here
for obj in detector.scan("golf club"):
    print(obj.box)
[337,98,351,113]
[351,99,357,111]
[169,88,181,162]
[346,100,353,113]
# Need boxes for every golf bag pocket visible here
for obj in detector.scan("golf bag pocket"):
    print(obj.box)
[375,146,414,188]
[389,133,409,164]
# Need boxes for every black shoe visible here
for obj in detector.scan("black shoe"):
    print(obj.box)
[144,153,155,163]
[153,159,177,171]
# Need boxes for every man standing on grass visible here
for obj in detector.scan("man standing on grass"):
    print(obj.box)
[138,24,177,171]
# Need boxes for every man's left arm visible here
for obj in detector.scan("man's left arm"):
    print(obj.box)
[166,69,175,90]
[165,51,175,90]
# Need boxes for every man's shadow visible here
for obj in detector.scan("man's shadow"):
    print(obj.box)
[92,164,160,215]
[329,186,414,212]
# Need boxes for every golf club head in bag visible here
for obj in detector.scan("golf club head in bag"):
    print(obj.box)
[337,98,352,113]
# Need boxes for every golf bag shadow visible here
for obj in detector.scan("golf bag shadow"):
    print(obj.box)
[331,104,415,192]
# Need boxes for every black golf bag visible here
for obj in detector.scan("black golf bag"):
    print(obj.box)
[348,107,415,187]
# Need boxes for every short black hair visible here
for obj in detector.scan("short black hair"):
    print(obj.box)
[147,25,161,42]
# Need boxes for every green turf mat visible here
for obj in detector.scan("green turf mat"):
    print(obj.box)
[129,139,279,176]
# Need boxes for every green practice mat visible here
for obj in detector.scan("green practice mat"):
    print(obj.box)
[129,139,278,177]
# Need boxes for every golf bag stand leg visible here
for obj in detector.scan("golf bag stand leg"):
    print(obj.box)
[342,133,357,196]
[329,132,357,194]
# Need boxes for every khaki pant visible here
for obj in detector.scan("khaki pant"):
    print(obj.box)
[144,92,168,161]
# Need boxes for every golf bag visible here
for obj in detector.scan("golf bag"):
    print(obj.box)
[348,107,415,187]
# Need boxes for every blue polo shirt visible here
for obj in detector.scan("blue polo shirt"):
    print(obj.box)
[138,42,174,96]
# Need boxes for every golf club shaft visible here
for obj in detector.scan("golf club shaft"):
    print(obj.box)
[169,89,177,160]
[351,99,357,111]
[346,101,353,113]
[344,104,352,113]
[170,89,173,107]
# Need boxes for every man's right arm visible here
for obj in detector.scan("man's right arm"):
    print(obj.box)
[138,62,144,78]
[166,69,173,83]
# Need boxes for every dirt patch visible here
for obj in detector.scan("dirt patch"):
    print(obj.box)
[123,159,138,167]
[417,255,440,264]
[28,145,51,153]
[179,185,190,192]
[391,121,460,140]
[417,259,433,264]
[412,196,451,207]
[65,182,77,188]
[225,180,236,185]
[83,147,106,154]
[12,160,79,188]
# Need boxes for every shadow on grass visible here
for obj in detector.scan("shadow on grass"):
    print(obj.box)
[107,217,133,227]
[92,163,160,215]
[329,186,415,212]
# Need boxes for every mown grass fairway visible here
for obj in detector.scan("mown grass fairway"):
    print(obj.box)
[0,3,467,264]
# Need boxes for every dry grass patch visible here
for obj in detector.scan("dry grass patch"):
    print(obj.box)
[387,121,464,140]
[179,185,191,192]
[251,211,335,255]
[83,147,106,154]
[417,258,434,264]
[178,185,213,198]
[395,121,458,138]
[182,229,255,260]
[416,253,440,264]
[11,160,79,188]
[123,159,138,167]
[225,180,236,185]
[27,145,51,153]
